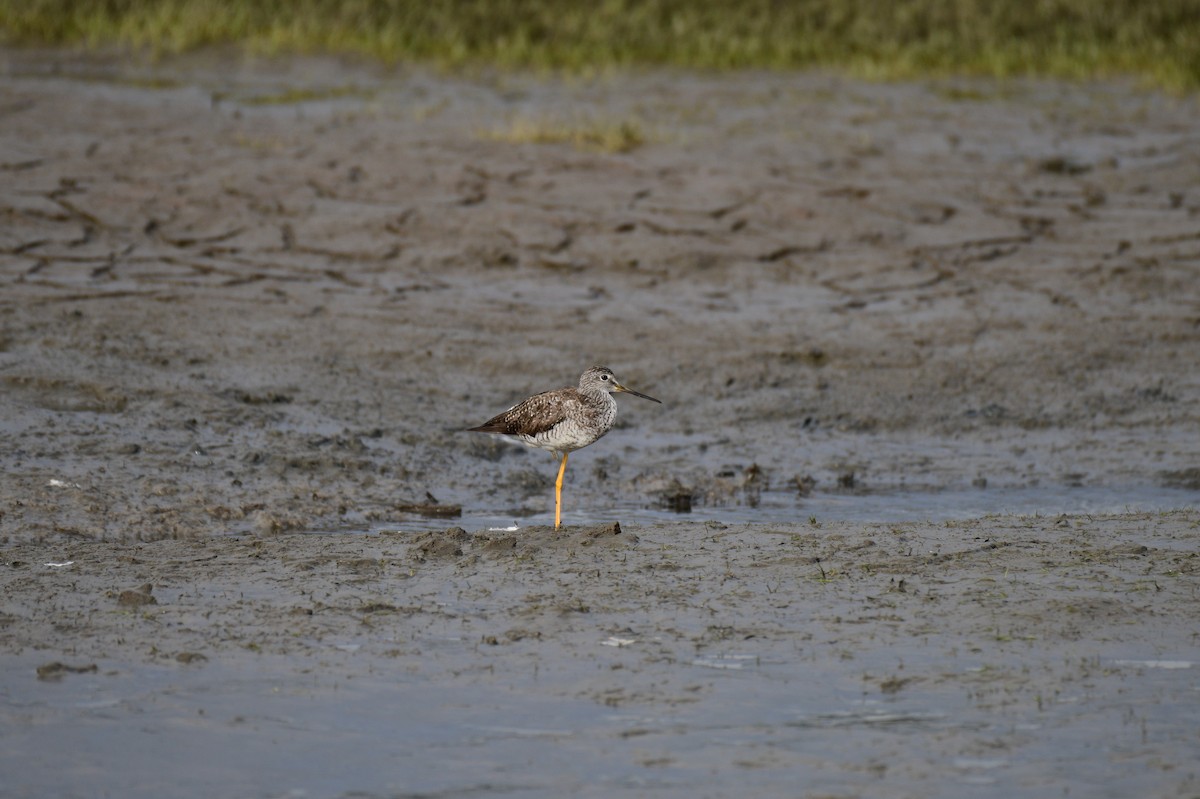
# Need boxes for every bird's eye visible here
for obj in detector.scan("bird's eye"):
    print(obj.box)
[601,374,609,380]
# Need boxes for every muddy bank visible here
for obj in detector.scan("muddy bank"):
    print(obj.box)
[1,51,1199,538]
[2,511,1199,797]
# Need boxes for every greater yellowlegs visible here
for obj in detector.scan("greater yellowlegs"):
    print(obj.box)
[467,366,661,529]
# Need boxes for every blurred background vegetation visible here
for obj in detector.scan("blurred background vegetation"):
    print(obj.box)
[2,0,1198,89]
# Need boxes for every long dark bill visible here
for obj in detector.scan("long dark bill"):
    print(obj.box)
[616,385,662,404]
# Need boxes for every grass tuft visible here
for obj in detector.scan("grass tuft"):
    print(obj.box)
[484,115,648,153]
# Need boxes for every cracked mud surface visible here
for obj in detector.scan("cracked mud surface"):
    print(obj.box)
[2,53,1199,537]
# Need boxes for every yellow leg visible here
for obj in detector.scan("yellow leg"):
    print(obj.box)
[554,452,569,530]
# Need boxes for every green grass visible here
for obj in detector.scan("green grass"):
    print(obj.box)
[2,0,1198,89]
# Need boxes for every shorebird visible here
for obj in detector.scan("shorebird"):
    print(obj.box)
[467,366,661,529]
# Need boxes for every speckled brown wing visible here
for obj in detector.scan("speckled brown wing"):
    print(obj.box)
[467,388,574,438]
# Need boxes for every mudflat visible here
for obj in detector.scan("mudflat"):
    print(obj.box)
[1,50,1198,797]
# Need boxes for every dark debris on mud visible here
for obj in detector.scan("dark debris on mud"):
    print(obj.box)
[410,522,635,562]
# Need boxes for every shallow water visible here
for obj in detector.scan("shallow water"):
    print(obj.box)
[5,625,1198,798]
[384,484,1200,533]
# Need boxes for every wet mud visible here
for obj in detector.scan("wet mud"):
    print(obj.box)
[3,512,1199,797]
[1,50,1199,797]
